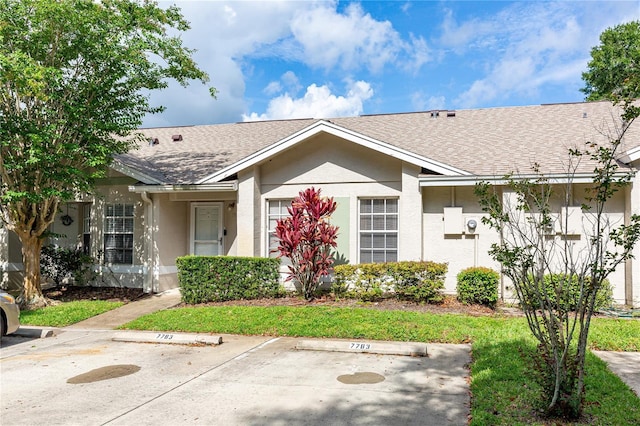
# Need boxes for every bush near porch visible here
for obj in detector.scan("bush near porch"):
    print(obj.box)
[177,256,283,304]
[332,261,447,303]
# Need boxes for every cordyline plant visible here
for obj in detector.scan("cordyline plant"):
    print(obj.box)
[275,187,339,300]
[475,98,640,419]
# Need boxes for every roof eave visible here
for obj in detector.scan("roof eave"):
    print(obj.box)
[128,181,238,193]
[419,172,633,187]
[111,159,164,185]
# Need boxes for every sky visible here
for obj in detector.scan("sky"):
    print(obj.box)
[143,0,639,128]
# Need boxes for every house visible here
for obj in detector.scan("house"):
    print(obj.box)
[1,101,639,307]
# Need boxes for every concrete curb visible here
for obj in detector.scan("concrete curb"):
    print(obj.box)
[112,331,223,346]
[295,339,428,357]
[13,326,58,339]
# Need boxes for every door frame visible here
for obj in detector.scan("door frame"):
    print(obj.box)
[190,202,224,255]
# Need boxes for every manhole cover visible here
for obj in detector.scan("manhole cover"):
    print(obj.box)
[67,364,141,384]
[337,372,385,384]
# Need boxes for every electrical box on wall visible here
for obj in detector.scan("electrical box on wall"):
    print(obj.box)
[443,207,463,234]
[561,206,582,235]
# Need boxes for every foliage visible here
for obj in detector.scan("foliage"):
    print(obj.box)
[475,102,640,417]
[456,267,499,308]
[177,256,283,304]
[20,300,123,327]
[0,0,211,305]
[332,261,447,303]
[275,187,339,300]
[40,245,96,288]
[528,274,613,312]
[582,20,640,102]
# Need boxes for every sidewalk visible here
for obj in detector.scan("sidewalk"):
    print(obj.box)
[65,288,182,329]
[593,350,640,397]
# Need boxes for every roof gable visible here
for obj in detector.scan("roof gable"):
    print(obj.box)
[198,120,468,184]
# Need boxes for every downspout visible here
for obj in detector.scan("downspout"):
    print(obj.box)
[140,191,155,293]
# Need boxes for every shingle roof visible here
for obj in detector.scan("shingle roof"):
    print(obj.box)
[116,101,639,184]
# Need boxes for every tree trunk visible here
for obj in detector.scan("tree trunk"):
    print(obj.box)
[19,234,46,307]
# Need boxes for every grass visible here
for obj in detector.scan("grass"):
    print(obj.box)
[121,305,640,425]
[20,300,123,327]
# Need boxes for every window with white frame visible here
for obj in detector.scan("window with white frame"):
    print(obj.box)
[104,203,134,264]
[359,198,398,263]
[82,204,91,255]
[266,199,292,258]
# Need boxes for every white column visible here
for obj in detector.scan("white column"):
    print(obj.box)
[237,166,261,257]
[399,162,422,261]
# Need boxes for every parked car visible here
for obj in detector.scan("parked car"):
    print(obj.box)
[0,291,20,341]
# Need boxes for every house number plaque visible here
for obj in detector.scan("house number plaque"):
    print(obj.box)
[349,342,372,351]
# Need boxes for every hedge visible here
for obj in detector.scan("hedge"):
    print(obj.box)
[177,256,283,304]
[456,267,499,308]
[332,261,447,303]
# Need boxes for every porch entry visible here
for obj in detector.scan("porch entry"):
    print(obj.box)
[190,202,223,255]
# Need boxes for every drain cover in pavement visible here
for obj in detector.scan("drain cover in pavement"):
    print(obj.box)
[67,364,141,384]
[337,372,385,384]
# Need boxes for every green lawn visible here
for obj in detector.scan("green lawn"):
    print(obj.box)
[122,305,640,425]
[20,300,123,327]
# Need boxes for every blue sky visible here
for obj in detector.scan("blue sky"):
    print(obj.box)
[144,1,639,128]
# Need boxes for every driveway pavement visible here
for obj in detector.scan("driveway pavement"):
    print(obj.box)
[2,288,638,426]
[1,330,471,425]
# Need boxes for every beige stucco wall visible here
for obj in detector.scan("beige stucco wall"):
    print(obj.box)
[259,134,409,264]
[422,186,502,295]
[150,191,238,292]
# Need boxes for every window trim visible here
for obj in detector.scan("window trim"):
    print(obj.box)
[103,203,135,265]
[358,197,399,263]
[266,199,292,259]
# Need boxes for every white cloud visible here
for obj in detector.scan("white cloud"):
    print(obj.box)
[145,1,425,126]
[449,2,640,108]
[243,80,374,121]
[289,3,430,73]
[411,92,446,111]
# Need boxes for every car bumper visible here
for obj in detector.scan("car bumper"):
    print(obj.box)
[2,303,20,335]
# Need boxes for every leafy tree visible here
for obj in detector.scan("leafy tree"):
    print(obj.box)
[275,187,339,300]
[475,22,640,417]
[582,20,639,102]
[0,0,212,306]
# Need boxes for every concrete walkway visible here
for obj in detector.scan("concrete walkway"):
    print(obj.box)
[66,288,182,329]
[593,350,640,397]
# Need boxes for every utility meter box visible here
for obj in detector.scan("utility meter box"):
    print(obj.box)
[443,207,463,234]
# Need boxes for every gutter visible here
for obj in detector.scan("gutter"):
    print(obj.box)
[140,191,156,293]
[128,181,238,193]
[419,172,633,187]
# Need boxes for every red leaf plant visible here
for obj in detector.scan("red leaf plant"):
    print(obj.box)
[274,187,339,300]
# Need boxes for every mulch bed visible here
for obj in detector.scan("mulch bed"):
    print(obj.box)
[43,286,148,303]
[42,286,518,316]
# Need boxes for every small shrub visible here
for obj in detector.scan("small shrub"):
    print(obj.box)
[40,245,96,287]
[531,274,613,311]
[177,256,283,304]
[333,261,447,303]
[457,267,499,308]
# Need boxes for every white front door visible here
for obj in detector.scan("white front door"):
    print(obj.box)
[191,203,223,255]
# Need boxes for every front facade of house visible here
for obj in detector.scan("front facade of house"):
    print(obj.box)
[2,101,639,306]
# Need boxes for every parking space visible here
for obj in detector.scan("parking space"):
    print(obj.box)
[1,331,470,425]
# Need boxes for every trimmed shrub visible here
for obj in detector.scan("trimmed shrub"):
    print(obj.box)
[456,267,499,308]
[332,261,447,303]
[177,256,283,304]
[527,274,613,311]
